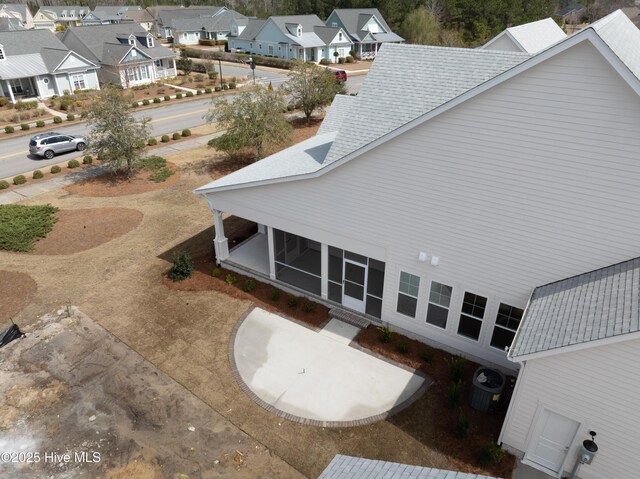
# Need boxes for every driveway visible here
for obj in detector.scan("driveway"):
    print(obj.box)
[232,309,428,426]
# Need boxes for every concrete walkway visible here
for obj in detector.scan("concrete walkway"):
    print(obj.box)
[231,308,428,426]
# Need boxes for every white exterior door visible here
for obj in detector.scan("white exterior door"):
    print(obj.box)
[525,409,580,475]
[342,258,366,312]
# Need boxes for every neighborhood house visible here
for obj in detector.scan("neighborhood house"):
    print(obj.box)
[169,9,246,45]
[34,5,90,31]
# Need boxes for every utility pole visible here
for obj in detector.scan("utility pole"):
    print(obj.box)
[248,56,256,84]
[218,59,223,89]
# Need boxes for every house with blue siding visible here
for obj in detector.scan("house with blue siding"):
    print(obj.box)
[228,15,352,63]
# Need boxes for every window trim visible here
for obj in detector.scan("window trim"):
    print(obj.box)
[71,73,86,91]
[0,44,5,61]
[490,303,524,351]
[396,270,420,319]
[456,291,487,341]
[426,280,453,329]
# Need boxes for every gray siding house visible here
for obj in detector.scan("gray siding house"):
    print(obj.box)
[170,10,246,46]
[61,23,176,87]
[155,6,226,40]
[0,29,99,103]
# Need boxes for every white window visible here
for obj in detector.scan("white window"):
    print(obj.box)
[457,292,487,340]
[268,45,273,55]
[128,35,135,45]
[0,45,5,61]
[426,281,452,328]
[131,49,137,57]
[332,22,337,27]
[147,37,154,48]
[154,59,163,68]
[397,271,420,318]
[297,26,301,37]
[338,32,343,41]
[127,65,149,82]
[71,74,86,90]
[491,303,524,350]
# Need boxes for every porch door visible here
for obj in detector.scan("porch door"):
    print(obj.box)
[525,409,580,475]
[342,257,366,312]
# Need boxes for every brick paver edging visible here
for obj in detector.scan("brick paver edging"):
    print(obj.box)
[228,305,432,428]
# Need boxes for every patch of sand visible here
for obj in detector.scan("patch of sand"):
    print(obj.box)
[0,271,37,324]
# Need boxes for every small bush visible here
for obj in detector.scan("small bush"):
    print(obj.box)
[164,95,171,101]
[181,129,191,137]
[454,410,470,438]
[186,91,194,97]
[50,165,61,174]
[214,86,221,92]
[319,58,329,65]
[243,279,257,292]
[287,297,298,309]
[176,93,183,99]
[140,155,167,170]
[153,97,161,103]
[172,132,181,140]
[0,96,8,107]
[225,274,236,285]
[132,101,139,108]
[420,350,433,362]
[20,123,29,130]
[170,251,194,281]
[81,111,88,119]
[447,355,467,382]
[142,99,150,106]
[14,100,38,111]
[228,82,236,89]
[67,159,80,168]
[4,126,14,134]
[269,290,280,301]
[478,442,504,466]
[82,155,93,165]
[66,114,75,121]
[446,380,465,408]
[13,175,26,185]
[36,120,45,128]
[208,71,217,80]
[32,170,44,179]
[53,116,62,123]
[211,267,222,277]
[149,167,174,183]
[222,84,228,90]
[397,341,410,354]
[0,180,9,189]
[205,88,212,94]
[302,302,315,313]
[161,134,170,143]
[196,90,202,95]
[377,325,394,343]
[148,138,157,146]
[338,57,346,64]
[346,55,355,63]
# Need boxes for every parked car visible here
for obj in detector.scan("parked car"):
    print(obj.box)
[334,70,348,82]
[29,132,88,159]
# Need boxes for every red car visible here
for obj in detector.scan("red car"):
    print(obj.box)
[334,70,347,82]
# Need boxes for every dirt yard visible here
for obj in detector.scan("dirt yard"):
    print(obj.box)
[0,125,513,478]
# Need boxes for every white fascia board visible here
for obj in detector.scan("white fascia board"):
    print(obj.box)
[53,50,98,71]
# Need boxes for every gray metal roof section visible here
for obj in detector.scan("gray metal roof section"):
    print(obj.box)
[319,455,501,479]
[317,95,356,135]
[322,43,529,165]
[236,18,266,40]
[509,257,640,359]
[0,53,48,79]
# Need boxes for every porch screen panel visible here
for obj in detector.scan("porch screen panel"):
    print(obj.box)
[328,246,343,303]
[273,228,321,296]
[365,259,385,318]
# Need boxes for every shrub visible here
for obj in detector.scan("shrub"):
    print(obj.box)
[346,55,355,63]
[377,325,393,343]
[0,96,8,107]
[35,120,45,128]
[53,116,62,123]
[149,167,174,183]
[132,101,139,108]
[478,442,504,466]
[169,251,194,281]
[153,97,161,103]
[225,274,236,285]
[214,86,221,92]
[32,170,43,179]
[222,84,228,90]
[172,132,181,140]
[319,58,329,65]
[243,279,257,292]
[0,180,8,189]
[140,155,167,170]
[287,297,298,309]
[14,100,38,111]
[186,91,194,97]
[66,114,75,121]
[142,99,150,105]
[13,175,26,185]
[175,93,183,99]
[269,290,280,301]
[80,111,88,119]
[205,88,212,94]
[4,126,14,134]
[447,355,467,382]
[228,82,236,89]
[196,90,202,95]
[82,155,93,165]
[0,204,60,252]
[454,410,470,438]
[164,95,171,101]
[446,380,465,408]
[148,138,157,146]
[161,135,170,143]
[20,123,29,131]
[211,267,222,277]
[397,341,410,354]
[67,159,80,169]
[420,350,433,362]
[208,71,218,80]
[338,57,346,64]
[302,302,315,313]
[50,165,61,174]
[181,129,191,137]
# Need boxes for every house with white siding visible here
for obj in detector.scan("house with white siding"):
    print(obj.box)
[195,5,640,384]
[499,256,640,479]
[482,18,566,53]
[0,3,34,29]
[34,5,90,31]
[170,10,246,46]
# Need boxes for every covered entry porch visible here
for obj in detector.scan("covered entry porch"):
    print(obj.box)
[212,211,384,319]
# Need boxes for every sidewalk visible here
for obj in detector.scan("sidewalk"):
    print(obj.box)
[0,131,222,205]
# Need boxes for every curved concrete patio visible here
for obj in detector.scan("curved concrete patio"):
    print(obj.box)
[230,308,429,427]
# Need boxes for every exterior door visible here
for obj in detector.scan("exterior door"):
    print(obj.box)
[525,409,580,476]
[342,258,366,312]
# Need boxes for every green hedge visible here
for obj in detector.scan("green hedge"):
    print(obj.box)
[184,48,293,70]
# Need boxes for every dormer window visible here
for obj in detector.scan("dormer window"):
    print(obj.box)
[297,25,302,37]
[0,45,5,61]
[338,32,343,41]
[332,22,337,27]
[128,35,135,46]
[147,36,154,48]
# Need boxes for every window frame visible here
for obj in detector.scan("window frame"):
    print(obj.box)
[490,303,524,351]
[0,45,5,61]
[396,270,420,318]
[71,73,86,90]
[456,291,487,341]
[426,280,453,329]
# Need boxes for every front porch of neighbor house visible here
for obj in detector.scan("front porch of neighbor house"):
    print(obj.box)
[212,211,384,320]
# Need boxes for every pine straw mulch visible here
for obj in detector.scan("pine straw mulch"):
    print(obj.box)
[0,270,37,324]
[32,208,144,255]
[64,162,180,197]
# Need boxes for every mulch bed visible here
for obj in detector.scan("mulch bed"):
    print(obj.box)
[0,271,37,325]
[32,208,144,255]
[64,162,180,197]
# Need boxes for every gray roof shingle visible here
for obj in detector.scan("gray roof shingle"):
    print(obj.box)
[170,10,245,33]
[157,6,224,27]
[317,95,356,135]
[483,18,566,53]
[235,18,266,40]
[328,8,402,43]
[509,257,640,359]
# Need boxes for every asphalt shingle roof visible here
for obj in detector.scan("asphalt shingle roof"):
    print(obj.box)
[329,8,396,42]
[484,18,566,53]
[0,4,29,22]
[317,95,355,135]
[509,257,640,359]
[319,455,501,479]
[170,10,245,33]
[158,7,224,26]
[38,5,89,17]
[235,18,266,40]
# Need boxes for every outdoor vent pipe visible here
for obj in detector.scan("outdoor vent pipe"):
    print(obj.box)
[569,431,598,479]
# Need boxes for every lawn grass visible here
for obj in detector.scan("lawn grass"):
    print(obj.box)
[0,204,59,252]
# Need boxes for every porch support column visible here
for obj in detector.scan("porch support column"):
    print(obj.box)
[213,209,229,265]
[6,80,14,103]
[321,243,328,300]
[267,226,276,280]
